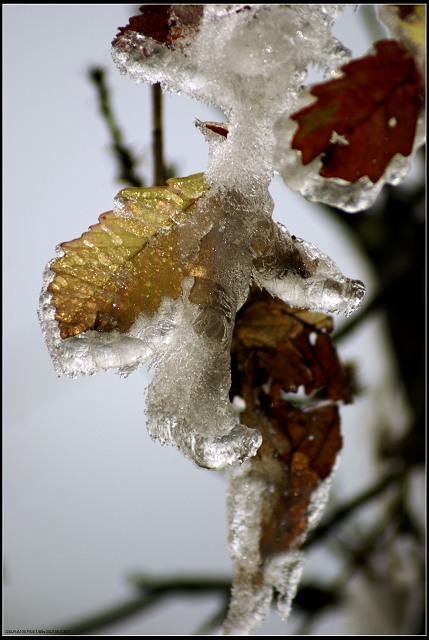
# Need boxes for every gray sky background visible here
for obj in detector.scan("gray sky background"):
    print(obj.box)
[3,4,413,635]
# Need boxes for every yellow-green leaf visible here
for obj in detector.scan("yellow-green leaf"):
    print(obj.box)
[48,173,208,339]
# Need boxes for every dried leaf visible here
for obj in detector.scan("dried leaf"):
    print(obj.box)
[290,39,424,183]
[231,287,352,403]
[231,288,348,552]
[203,122,229,138]
[256,395,341,558]
[48,174,207,338]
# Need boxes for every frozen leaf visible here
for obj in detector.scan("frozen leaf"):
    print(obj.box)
[40,165,364,470]
[47,174,207,340]
[276,30,425,212]
[290,39,424,183]
[222,287,347,634]
[39,172,271,469]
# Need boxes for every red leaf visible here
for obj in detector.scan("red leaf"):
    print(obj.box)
[290,39,424,183]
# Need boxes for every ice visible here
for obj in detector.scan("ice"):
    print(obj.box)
[38,7,385,632]
[144,279,262,470]
[221,457,336,634]
[221,460,276,635]
[253,222,366,317]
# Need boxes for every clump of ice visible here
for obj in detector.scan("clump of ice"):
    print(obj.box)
[221,456,337,635]
[40,5,372,470]
[253,221,366,317]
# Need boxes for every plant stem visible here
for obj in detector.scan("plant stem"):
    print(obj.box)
[88,67,144,187]
[152,83,167,185]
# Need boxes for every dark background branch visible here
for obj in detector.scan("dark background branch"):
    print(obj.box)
[151,83,167,186]
[88,67,145,188]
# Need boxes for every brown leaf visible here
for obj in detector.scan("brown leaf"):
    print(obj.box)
[231,286,351,403]
[290,39,424,183]
[230,286,347,562]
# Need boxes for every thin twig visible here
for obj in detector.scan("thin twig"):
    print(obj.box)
[130,573,231,593]
[304,465,406,547]
[152,83,167,185]
[58,575,231,635]
[88,67,144,187]
[61,594,161,635]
